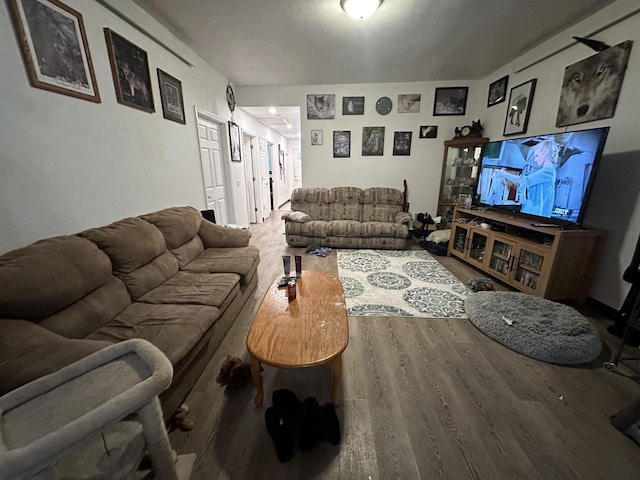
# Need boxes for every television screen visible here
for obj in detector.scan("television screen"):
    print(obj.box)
[475,127,609,224]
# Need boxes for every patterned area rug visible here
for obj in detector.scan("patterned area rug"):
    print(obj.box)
[337,249,469,318]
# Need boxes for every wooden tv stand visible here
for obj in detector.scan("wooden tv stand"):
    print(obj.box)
[448,207,605,303]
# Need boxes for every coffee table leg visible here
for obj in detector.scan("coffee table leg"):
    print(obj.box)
[331,354,343,405]
[251,356,264,407]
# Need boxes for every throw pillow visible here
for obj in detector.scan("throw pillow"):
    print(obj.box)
[426,229,451,244]
[281,211,312,223]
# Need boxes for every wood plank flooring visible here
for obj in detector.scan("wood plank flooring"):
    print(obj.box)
[169,208,640,479]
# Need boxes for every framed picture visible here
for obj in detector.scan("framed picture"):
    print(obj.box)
[307,94,335,119]
[342,96,364,115]
[333,130,351,158]
[503,79,537,136]
[7,0,100,103]
[393,131,412,156]
[556,40,632,127]
[458,194,470,205]
[104,28,154,113]
[229,121,241,162]
[397,94,421,113]
[157,69,185,124]
[433,87,468,115]
[487,75,508,107]
[278,144,285,179]
[419,125,438,139]
[362,127,385,156]
[310,129,323,145]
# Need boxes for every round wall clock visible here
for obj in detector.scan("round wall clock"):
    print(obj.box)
[226,84,236,112]
[375,96,392,115]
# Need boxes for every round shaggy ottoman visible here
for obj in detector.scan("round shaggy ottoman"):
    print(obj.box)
[464,291,602,365]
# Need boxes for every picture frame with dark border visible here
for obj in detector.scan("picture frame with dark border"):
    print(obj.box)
[487,75,508,107]
[333,130,351,158]
[157,69,185,124]
[229,121,241,162]
[104,28,154,113]
[503,79,537,136]
[419,125,438,139]
[342,96,364,115]
[393,131,412,155]
[362,127,385,156]
[7,0,101,103]
[307,94,335,119]
[433,87,468,116]
[310,129,323,145]
[397,94,421,113]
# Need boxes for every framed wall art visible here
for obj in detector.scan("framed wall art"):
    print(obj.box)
[487,75,508,107]
[419,125,438,139]
[503,79,536,136]
[333,130,351,158]
[157,69,185,124]
[307,94,335,119]
[342,96,364,115]
[229,121,241,162]
[362,127,385,156]
[104,28,154,113]
[433,87,468,115]
[556,40,632,127]
[7,0,100,103]
[393,131,412,155]
[397,94,421,113]
[310,129,323,145]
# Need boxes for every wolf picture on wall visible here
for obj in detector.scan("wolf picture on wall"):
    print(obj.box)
[556,40,633,127]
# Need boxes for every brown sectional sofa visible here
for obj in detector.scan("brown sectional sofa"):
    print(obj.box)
[283,186,413,249]
[0,206,259,419]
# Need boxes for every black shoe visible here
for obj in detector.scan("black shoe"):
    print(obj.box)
[318,403,341,446]
[298,397,321,452]
[265,406,295,462]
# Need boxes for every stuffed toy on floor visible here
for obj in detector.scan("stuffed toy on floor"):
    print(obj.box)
[215,354,254,390]
[468,276,495,292]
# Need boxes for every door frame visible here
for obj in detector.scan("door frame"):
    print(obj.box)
[242,128,259,223]
[194,107,232,223]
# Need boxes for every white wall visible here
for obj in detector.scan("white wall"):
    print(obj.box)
[0,0,286,251]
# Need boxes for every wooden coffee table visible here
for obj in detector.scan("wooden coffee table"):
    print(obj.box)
[246,270,349,406]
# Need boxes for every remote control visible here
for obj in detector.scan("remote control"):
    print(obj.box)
[531,222,558,228]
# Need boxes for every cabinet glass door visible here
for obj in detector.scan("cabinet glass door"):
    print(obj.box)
[451,224,469,257]
[487,238,515,280]
[513,248,545,292]
[467,230,489,266]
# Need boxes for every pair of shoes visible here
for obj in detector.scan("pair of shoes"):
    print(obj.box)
[298,397,341,452]
[264,389,302,462]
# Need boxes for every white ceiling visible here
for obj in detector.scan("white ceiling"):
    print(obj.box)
[133,0,616,138]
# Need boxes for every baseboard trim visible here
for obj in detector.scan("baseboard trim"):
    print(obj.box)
[278,199,290,209]
[586,296,618,320]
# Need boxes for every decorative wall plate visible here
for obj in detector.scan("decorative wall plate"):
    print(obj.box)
[226,84,236,112]
[375,96,392,115]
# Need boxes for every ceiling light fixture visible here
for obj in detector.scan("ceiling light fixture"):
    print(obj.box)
[340,0,382,20]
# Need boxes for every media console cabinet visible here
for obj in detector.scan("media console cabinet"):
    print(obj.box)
[448,207,605,303]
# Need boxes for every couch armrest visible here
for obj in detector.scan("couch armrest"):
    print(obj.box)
[198,221,251,248]
[394,211,413,226]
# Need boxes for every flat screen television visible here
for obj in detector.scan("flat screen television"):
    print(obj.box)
[475,126,609,225]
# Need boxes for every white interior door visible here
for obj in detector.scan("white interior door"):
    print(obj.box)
[259,137,271,221]
[243,133,257,223]
[293,148,302,189]
[198,117,228,225]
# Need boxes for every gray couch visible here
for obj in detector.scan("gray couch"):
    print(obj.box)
[283,187,412,249]
[0,206,259,419]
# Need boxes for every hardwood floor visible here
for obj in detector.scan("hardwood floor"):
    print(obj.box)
[169,208,640,479]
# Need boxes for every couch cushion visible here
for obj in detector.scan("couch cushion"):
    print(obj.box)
[362,221,409,238]
[79,218,179,300]
[284,220,329,238]
[362,187,404,205]
[182,246,260,278]
[290,187,332,221]
[140,206,203,250]
[0,236,114,320]
[137,272,240,310]
[0,319,112,396]
[327,220,364,237]
[330,187,363,221]
[87,303,220,366]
